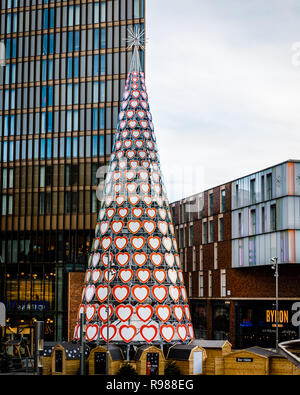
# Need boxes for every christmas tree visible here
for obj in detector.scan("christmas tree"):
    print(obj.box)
[73,27,194,347]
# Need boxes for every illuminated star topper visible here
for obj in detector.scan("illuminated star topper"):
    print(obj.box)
[125,26,146,72]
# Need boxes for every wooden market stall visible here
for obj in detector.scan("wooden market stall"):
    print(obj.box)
[87,344,124,375]
[134,345,165,375]
[42,341,58,375]
[51,342,90,375]
[223,346,275,375]
[167,343,207,375]
[189,340,232,375]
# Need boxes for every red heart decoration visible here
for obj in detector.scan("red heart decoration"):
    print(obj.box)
[129,159,139,169]
[141,160,150,168]
[119,325,137,343]
[156,305,171,323]
[135,140,144,148]
[143,220,156,234]
[140,325,158,343]
[96,285,110,302]
[128,195,140,206]
[125,170,136,181]
[184,305,191,321]
[118,207,129,218]
[116,252,130,267]
[128,120,138,129]
[160,325,175,343]
[132,90,140,99]
[119,268,134,283]
[85,285,95,303]
[136,268,151,283]
[132,130,141,138]
[187,324,194,340]
[100,222,109,235]
[146,208,157,219]
[130,99,139,108]
[150,252,163,267]
[169,285,180,303]
[86,324,99,342]
[132,285,150,302]
[115,305,134,322]
[93,238,100,251]
[85,304,97,322]
[141,100,148,109]
[92,269,102,283]
[101,252,113,267]
[131,236,145,250]
[180,286,188,302]
[142,195,153,206]
[106,208,116,219]
[133,252,148,267]
[97,305,113,323]
[114,236,128,250]
[111,220,124,234]
[136,305,153,322]
[103,269,117,283]
[92,253,101,268]
[115,195,126,206]
[152,285,168,302]
[177,324,187,341]
[147,236,161,250]
[128,220,142,234]
[100,325,117,342]
[138,150,146,159]
[153,269,166,283]
[158,221,168,235]
[132,207,143,218]
[173,305,184,322]
[112,285,130,303]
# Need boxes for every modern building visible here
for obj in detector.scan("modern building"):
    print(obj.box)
[172,160,300,349]
[0,0,145,350]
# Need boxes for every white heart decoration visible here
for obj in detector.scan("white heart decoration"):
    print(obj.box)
[136,306,153,322]
[152,286,167,302]
[111,221,124,234]
[131,237,145,250]
[85,285,95,303]
[86,324,99,342]
[173,306,184,321]
[92,269,101,283]
[158,221,168,235]
[119,269,133,283]
[163,237,172,251]
[114,237,128,250]
[100,325,117,342]
[141,100,148,109]
[92,253,101,267]
[130,99,139,108]
[128,220,142,234]
[143,220,156,234]
[160,326,175,342]
[181,286,188,302]
[184,305,191,321]
[132,90,140,98]
[153,269,166,283]
[136,269,151,283]
[132,285,149,302]
[113,285,130,302]
[177,325,187,341]
[148,237,161,250]
[116,305,133,322]
[140,325,158,343]
[86,304,96,322]
[140,183,150,194]
[165,253,174,268]
[169,286,180,303]
[168,269,177,284]
[98,305,112,322]
[156,306,171,322]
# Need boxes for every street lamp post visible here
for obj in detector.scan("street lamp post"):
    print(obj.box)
[271,256,279,353]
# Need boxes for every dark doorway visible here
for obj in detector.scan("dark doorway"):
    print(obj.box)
[146,353,159,375]
[95,352,107,374]
[55,350,63,373]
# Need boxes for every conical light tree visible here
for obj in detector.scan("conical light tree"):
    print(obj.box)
[73,28,194,347]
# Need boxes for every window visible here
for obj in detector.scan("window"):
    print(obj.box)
[235,184,239,207]
[40,166,45,187]
[202,221,207,244]
[209,192,213,216]
[219,216,224,241]
[261,206,265,233]
[2,168,7,189]
[270,204,276,232]
[249,237,256,266]
[188,273,192,297]
[192,247,196,271]
[214,243,218,269]
[250,209,256,235]
[261,175,265,201]
[238,212,242,237]
[221,188,226,212]
[196,272,204,299]
[220,270,226,297]
[189,225,193,246]
[266,173,272,200]
[250,179,256,204]
[208,270,212,297]
[209,219,214,243]
[199,246,203,271]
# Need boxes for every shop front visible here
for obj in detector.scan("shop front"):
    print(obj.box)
[234,300,300,349]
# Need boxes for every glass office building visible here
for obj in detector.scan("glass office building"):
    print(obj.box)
[0,0,145,347]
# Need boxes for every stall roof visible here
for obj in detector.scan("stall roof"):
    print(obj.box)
[53,341,90,360]
[167,344,198,361]
[244,347,277,358]
[43,341,59,357]
[189,340,230,349]
[95,345,124,361]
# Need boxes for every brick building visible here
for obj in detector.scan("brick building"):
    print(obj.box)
[171,160,300,349]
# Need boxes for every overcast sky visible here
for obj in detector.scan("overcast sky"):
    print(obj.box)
[144,0,300,202]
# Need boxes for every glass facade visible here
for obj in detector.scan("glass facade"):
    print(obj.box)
[0,0,145,347]
[232,162,300,267]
